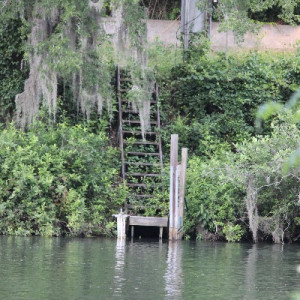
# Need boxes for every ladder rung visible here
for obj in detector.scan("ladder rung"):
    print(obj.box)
[126,173,161,177]
[123,120,157,125]
[126,204,146,210]
[123,110,157,114]
[128,195,154,199]
[121,99,157,104]
[126,204,155,210]
[127,183,148,187]
[123,131,157,135]
[128,141,159,145]
[123,110,139,114]
[125,162,159,166]
[127,152,159,156]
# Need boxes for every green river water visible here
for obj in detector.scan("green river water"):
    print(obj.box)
[0,236,299,299]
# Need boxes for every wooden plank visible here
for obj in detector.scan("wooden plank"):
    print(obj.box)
[126,152,160,156]
[126,203,154,209]
[126,173,161,177]
[125,141,159,145]
[125,162,160,166]
[123,110,139,114]
[128,195,154,198]
[129,216,168,227]
[123,131,158,135]
[121,99,157,104]
[127,183,148,187]
[119,78,131,82]
[123,110,156,114]
[123,120,157,125]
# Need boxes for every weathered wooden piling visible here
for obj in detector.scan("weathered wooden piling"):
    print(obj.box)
[178,148,188,239]
[113,210,129,239]
[169,135,188,240]
[169,134,178,240]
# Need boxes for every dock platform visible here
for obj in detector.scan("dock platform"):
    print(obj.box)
[129,216,168,239]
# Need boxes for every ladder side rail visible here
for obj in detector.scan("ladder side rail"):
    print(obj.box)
[117,65,126,181]
[155,83,164,170]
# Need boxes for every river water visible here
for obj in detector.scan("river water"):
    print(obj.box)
[0,236,299,300]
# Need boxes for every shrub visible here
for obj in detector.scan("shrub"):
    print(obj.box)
[185,116,300,242]
[160,51,300,157]
[223,224,245,242]
[0,120,127,236]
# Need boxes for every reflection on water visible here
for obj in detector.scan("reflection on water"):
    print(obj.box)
[164,241,183,299]
[113,239,126,297]
[0,237,299,299]
[243,244,258,300]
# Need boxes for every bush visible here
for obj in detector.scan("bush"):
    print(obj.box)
[223,224,245,242]
[160,51,300,157]
[184,154,245,239]
[185,116,300,243]
[0,120,127,236]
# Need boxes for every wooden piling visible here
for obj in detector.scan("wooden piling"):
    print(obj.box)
[174,164,181,236]
[169,134,178,240]
[178,148,188,239]
[159,227,163,239]
[113,211,129,239]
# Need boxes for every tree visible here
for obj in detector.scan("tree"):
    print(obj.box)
[0,0,149,128]
[257,89,300,170]
[198,0,300,42]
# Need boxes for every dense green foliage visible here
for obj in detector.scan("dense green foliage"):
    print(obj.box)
[154,47,300,242]
[160,50,300,158]
[0,18,27,123]
[0,1,300,242]
[0,119,127,236]
[185,116,300,242]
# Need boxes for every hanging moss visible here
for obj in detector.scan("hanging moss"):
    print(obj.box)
[11,1,114,126]
[7,0,154,132]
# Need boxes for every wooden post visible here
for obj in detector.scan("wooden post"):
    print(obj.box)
[174,164,181,234]
[113,210,129,239]
[177,148,188,239]
[131,225,134,239]
[169,134,178,240]
[159,227,163,239]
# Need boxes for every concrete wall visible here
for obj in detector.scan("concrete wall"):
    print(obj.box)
[103,18,300,51]
[211,22,300,51]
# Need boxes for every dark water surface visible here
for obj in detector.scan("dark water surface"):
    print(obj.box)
[0,237,299,299]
